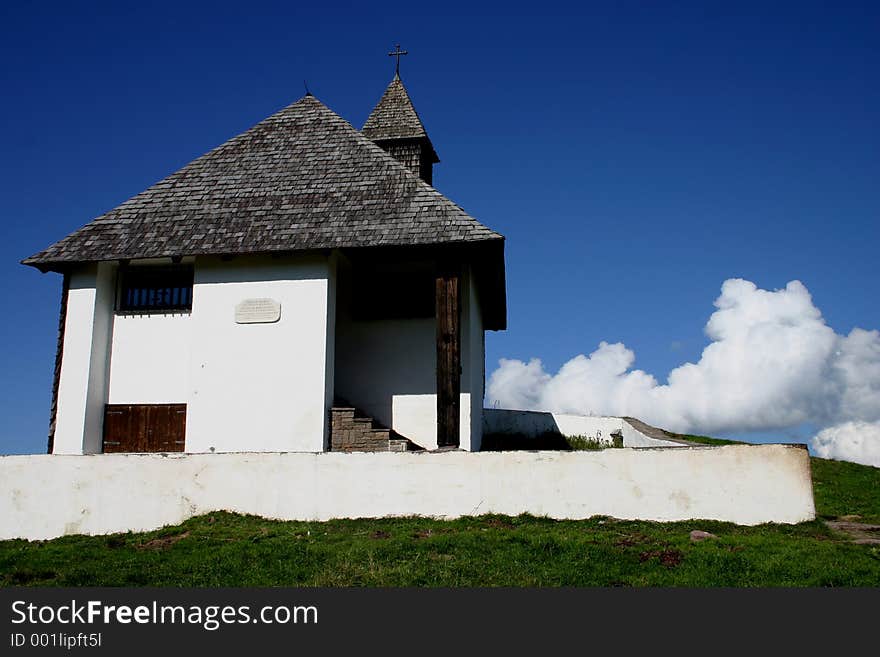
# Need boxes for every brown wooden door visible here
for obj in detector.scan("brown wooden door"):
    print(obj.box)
[103,404,186,453]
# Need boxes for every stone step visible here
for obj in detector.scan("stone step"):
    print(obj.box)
[331,408,356,422]
[330,405,410,453]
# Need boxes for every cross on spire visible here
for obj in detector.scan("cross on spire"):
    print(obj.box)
[388,44,408,78]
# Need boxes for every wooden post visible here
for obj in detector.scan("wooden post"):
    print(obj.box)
[435,262,461,448]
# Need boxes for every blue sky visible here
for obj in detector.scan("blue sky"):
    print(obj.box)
[1,1,877,455]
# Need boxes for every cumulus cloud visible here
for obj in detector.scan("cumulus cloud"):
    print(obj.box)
[812,421,880,466]
[487,279,880,467]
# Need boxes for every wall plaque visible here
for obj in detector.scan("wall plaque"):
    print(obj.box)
[235,298,281,324]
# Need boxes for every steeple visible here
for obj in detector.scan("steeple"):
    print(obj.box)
[362,74,440,184]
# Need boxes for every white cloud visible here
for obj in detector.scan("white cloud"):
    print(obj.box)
[813,421,880,467]
[486,278,880,466]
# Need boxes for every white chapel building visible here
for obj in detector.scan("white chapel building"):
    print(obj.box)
[23,73,507,456]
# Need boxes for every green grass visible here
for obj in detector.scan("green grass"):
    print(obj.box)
[566,434,623,450]
[1,455,878,587]
[674,433,744,446]
[811,457,880,523]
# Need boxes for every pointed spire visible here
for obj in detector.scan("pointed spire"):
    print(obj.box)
[362,75,439,183]
[363,77,429,141]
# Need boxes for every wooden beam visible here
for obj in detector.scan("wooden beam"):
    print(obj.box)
[435,263,461,448]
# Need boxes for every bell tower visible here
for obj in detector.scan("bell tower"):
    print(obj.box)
[362,46,440,184]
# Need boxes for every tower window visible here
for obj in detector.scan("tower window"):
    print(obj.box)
[117,265,194,313]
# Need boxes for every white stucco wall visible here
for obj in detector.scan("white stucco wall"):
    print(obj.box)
[108,313,191,404]
[0,444,815,540]
[336,315,437,446]
[53,263,114,454]
[52,255,335,455]
[185,256,332,454]
[322,255,338,451]
[483,409,686,448]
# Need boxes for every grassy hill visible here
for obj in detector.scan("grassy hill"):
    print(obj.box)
[1,450,878,587]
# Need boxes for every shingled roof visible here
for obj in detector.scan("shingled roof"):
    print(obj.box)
[362,77,439,162]
[22,94,499,270]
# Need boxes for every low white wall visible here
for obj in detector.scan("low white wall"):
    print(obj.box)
[483,409,684,448]
[620,421,685,448]
[0,444,815,540]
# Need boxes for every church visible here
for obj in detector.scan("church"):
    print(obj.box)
[10,54,818,537]
[23,59,507,456]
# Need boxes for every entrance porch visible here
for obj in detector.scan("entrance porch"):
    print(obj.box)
[329,247,486,451]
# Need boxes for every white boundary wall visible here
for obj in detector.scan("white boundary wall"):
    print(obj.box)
[484,409,685,448]
[0,444,815,540]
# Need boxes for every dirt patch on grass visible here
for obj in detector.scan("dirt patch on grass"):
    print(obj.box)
[6,569,57,585]
[104,536,127,549]
[614,533,651,548]
[825,520,880,545]
[138,531,190,550]
[639,548,684,568]
[484,518,515,530]
[370,530,390,540]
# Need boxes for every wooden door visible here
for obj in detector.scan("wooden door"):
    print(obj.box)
[103,404,186,453]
